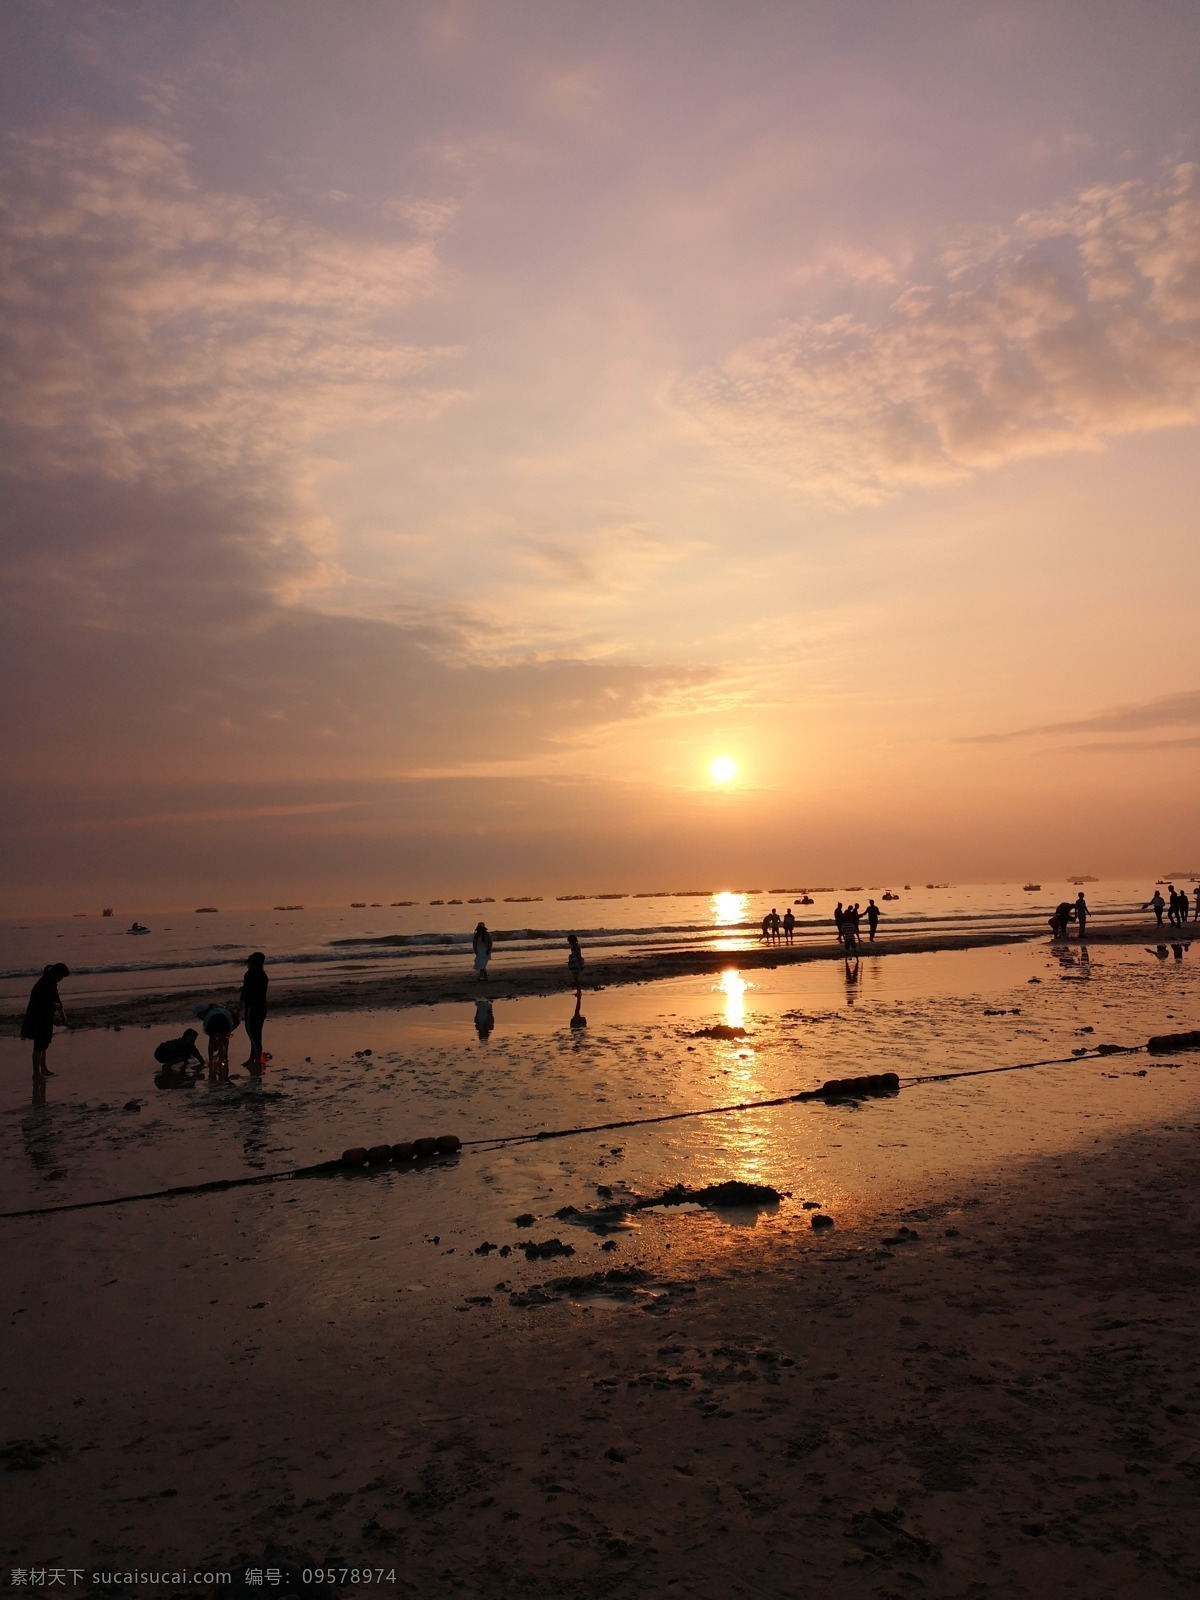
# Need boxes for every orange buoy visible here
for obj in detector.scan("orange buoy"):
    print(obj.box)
[342,1146,369,1167]
[391,1141,416,1161]
[413,1136,438,1158]
[367,1143,393,1164]
[436,1134,462,1154]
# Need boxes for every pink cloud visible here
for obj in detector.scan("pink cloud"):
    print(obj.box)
[678,163,1200,503]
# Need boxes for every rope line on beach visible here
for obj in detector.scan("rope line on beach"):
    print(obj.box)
[3,1040,1167,1222]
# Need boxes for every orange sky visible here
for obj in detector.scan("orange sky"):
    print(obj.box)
[1,3,1198,910]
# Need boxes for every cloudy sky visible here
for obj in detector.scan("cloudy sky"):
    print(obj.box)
[2,1,1198,908]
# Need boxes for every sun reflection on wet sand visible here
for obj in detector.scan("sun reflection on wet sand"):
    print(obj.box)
[718,968,749,1028]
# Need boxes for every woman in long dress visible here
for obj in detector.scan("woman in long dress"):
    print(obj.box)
[472,921,493,981]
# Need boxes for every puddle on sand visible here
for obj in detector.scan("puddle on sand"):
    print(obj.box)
[2,939,1199,1317]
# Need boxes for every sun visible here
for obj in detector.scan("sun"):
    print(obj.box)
[709,754,738,785]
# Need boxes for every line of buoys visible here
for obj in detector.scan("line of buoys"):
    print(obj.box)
[1147,1030,1200,1055]
[341,1134,462,1169]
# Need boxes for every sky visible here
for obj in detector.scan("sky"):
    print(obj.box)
[2,0,1198,910]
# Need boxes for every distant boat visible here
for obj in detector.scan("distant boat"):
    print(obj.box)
[1023,883,1041,892]
[102,907,114,917]
[429,899,444,905]
[195,906,219,913]
[796,895,814,905]
[274,904,304,910]
[389,901,416,907]
[1067,875,1098,885]
[127,922,150,935]
[350,902,366,908]
[882,891,899,901]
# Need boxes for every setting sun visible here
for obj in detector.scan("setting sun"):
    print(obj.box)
[709,755,739,785]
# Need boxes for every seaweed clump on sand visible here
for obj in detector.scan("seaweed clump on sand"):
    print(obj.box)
[634,1180,785,1210]
[687,1023,749,1040]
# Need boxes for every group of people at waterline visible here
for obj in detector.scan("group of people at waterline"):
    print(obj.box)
[20,951,269,1082]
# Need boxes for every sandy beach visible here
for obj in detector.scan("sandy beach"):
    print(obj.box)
[3,938,1200,1596]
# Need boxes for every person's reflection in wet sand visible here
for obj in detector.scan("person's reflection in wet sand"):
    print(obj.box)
[1173,943,1185,961]
[474,997,495,1041]
[844,954,860,996]
[1148,946,1170,960]
[570,992,587,1031]
[154,1065,203,1091]
[31,1074,46,1108]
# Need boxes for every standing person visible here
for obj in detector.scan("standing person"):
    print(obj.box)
[768,907,781,944]
[472,921,493,981]
[240,951,269,1073]
[1147,889,1166,926]
[865,899,881,941]
[566,933,585,992]
[833,902,845,944]
[761,911,772,942]
[1167,886,1180,927]
[1074,892,1091,939]
[195,1002,239,1081]
[782,908,795,944]
[1194,886,1200,924]
[849,903,862,942]
[843,919,859,957]
[21,963,69,1077]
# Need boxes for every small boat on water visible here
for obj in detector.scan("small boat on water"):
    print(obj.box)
[1022,883,1041,892]
[127,922,150,935]
[796,895,814,906]
[195,906,219,913]
[102,907,114,917]
[882,891,899,901]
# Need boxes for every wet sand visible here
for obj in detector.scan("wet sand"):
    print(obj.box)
[3,942,1200,1596]
[4,1121,1200,1596]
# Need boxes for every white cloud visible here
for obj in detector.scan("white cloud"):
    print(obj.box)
[678,163,1200,504]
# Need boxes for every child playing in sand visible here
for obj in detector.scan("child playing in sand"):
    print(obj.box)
[153,1028,205,1072]
[194,1002,240,1081]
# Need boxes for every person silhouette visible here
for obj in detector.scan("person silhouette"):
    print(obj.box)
[1074,893,1091,939]
[567,933,585,993]
[865,899,880,941]
[240,951,269,1072]
[21,964,69,1078]
[472,921,493,981]
[782,908,795,944]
